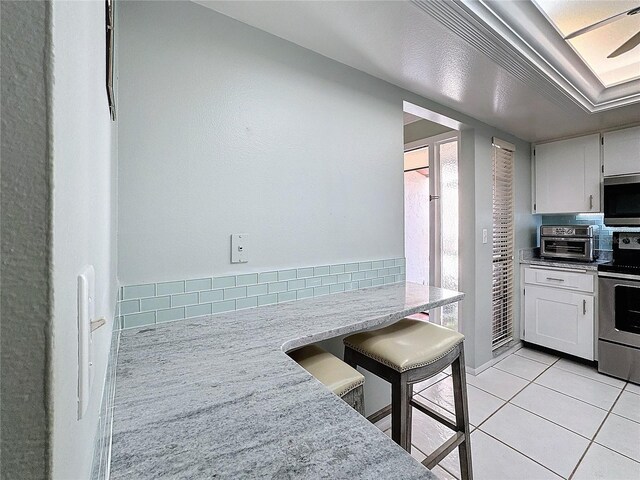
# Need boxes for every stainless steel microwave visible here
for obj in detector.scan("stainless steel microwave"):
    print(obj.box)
[603,175,640,226]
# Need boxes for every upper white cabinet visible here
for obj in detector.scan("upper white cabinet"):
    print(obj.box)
[533,134,601,214]
[603,126,640,177]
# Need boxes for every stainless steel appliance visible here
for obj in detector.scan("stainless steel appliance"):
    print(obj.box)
[540,225,599,262]
[598,231,640,383]
[603,175,640,226]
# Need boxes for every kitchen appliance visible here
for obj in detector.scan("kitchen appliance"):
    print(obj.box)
[540,225,599,262]
[603,175,640,226]
[597,231,640,383]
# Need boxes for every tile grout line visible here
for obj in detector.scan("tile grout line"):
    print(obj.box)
[567,385,628,480]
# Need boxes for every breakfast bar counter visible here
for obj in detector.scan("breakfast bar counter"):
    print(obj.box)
[109,282,464,479]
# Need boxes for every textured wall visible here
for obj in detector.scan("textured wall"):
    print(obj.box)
[0,1,51,478]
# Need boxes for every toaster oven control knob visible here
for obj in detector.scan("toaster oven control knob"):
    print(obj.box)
[622,237,631,244]
[636,237,640,244]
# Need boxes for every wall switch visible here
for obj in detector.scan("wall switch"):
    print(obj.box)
[482,229,488,244]
[231,234,248,263]
[77,265,95,420]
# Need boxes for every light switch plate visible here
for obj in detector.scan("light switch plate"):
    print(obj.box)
[77,265,95,419]
[482,229,488,244]
[231,234,248,263]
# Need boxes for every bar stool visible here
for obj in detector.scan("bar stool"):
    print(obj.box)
[289,345,365,415]
[343,319,472,479]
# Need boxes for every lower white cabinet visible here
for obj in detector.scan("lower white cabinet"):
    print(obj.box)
[522,267,596,360]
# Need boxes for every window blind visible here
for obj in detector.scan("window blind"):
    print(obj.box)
[491,138,515,350]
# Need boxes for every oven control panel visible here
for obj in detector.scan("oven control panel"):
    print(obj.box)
[617,233,640,251]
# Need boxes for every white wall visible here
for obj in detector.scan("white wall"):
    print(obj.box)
[50,1,117,479]
[117,1,536,371]
[118,0,404,285]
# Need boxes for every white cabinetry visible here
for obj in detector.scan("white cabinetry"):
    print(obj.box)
[533,134,601,214]
[603,126,640,177]
[522,266,596,360]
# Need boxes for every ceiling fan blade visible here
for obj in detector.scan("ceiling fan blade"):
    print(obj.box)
[608,30,640,58]
[564,6,640,40]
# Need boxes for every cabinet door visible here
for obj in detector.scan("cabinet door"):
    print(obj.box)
[534,134,601,214]
[603,126,640,177]
[524,285,594,360]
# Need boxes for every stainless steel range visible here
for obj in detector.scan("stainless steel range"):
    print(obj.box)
[597,231,640,383]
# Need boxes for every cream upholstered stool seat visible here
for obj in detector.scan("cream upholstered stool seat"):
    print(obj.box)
[289,345,365,415]
[343,319,473,480]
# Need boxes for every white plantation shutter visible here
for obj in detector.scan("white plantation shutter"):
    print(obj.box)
[492,138,515,350]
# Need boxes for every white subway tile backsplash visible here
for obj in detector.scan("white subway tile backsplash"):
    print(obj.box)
[116,257,405,329]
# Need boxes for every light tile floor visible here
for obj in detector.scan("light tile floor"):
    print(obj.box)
[374,346,640,479]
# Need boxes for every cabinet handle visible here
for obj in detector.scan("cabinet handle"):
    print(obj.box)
[589,194,593,210]
[583,299,587,315]
[546,277,565,282]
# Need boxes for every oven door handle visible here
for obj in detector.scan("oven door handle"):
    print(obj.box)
[598,271,640,282]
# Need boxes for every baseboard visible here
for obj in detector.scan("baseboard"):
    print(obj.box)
[466,341,522,376]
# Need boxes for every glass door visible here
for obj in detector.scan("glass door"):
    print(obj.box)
[429,136,459,330]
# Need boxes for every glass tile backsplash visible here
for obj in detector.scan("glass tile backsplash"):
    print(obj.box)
[116,258,406,330]
[541,214,640,251]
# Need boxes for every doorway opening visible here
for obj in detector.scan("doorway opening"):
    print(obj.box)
[403,107,460,330]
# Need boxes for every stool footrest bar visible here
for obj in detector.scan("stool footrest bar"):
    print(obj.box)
[410,398,458,432]
[422,431,466,470]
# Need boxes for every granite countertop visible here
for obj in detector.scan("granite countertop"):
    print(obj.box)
[518,257,609,271]
[110,282,464,479]
[519,248,611,272]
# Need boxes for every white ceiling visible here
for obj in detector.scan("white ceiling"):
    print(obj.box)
[195,1,640,142]
[533,0,640,88]
[403,112,422,125]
